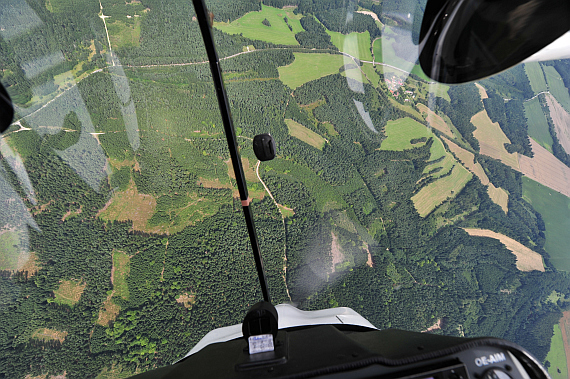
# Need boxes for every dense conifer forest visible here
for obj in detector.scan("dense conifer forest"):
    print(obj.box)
[1,0,570,377]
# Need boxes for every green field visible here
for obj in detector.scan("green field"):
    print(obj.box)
[522,177,570,271]
[107,19,142,49]
[372,28,416,74]
[0,230,20,271]
[410,64,431,82]
[359,63,380,86]
[525,62,548,94]
[214,4,303,45]
[327,30,373,62]
[278,52,344,89]
[426,82,451,101]
[424,138,455,179]
[53,280,86,306]
[545,66,570,114]
[524,97,553,152]
[263,158,347,212]
[380,117,432,150]
[286,119,326,150]
[546,324,568,379]
[113,250,130,300]
[412,165,472,217]
[381,115,457,179]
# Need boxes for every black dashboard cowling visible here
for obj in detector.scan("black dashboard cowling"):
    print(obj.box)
[129,325,548,379]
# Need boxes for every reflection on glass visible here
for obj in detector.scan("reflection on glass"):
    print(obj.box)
[0,0,569,378]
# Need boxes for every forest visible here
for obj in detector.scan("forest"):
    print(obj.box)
[1,0,570,378]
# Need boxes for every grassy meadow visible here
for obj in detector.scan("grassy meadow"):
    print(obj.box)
[278,53,344,89]
[214,5,303,45]
[522,177,570,271]
[524,97,553,152]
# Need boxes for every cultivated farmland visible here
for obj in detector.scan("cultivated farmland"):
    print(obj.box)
[472,110,520,171]
[418,104,453,137]
[443,137,508,212]
[463,228,545,272]
[519,138,570,199]
[546,94,570,154]
[443,137,488,184]
[475,83,488,99]
[545,66,570,113]
[522,176,570,272]
[412,165,472,217]
[487,184,509,213]
[525,62,548,94]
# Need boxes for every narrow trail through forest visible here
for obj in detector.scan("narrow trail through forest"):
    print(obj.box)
[256,160,292,301]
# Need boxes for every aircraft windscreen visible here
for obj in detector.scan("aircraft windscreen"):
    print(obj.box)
[1,0,570,377]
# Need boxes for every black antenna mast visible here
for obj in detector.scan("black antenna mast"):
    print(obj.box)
[192,0,271,303]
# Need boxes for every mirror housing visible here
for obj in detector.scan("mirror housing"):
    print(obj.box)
[419,0,570,83]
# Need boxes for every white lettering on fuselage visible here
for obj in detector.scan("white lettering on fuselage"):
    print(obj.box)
[475,353,506,367]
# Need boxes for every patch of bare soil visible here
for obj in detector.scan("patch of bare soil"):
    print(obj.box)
[198,177,232,189]
[225,157,259,182]
[330,232,344,273]
[32,328,68,343]
[475,83,488,99]
[356,10,380,22]
[176,292,196,308]
[422,319,441,332]
[472,110,520,171]
[97,295,120,326]
[519,138,570,198]
[364,243,373,267]
[62,204,82,222]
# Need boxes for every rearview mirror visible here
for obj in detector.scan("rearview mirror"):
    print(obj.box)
[419,0,570,83]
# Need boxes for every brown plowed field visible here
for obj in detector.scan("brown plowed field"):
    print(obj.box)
[443,137,489,184]
[463,228,545,272]
[519,138,570,198]
[475,83,488,99]
[472,110,520,171]
[418,104,453,137]
[444,137,508,212]
[487,184,509,213]
[546,94,570,155]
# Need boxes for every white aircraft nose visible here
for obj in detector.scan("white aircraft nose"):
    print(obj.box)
[524,31,570,62]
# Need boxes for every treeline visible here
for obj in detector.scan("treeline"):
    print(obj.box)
[483,90,532,156]
[117,0,275,66]
[295,16,337,50]
[480,64,534,100]
[541,95,570,168]
[0,0,105,105]
[315,9,381,39]
[428,84,482,150]
[543,60,570,98]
